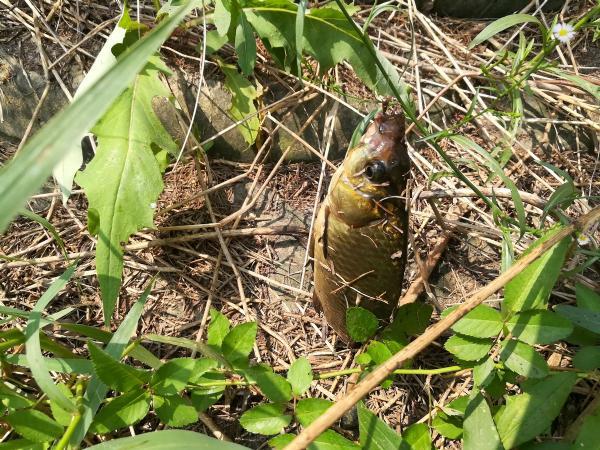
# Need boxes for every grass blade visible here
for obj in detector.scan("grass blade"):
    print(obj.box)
[468,14,542,49]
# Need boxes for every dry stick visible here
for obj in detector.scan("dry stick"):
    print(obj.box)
[284,207,600,450]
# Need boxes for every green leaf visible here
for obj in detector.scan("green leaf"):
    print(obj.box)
[463,393,503,450]
[444,335,492,361]
[244,0,409,97]
[235,11,256,75]
[151,357,197,395]
[222,321,257,365]
[0,439,44,450]
[294,0,307,75]
[402,423,432,450]
[451,305,503,338]
[88,341,150,392]
[357,401,402,450]
[573,346,600,370]
[219,61,260,145]
[5,409,63,443]
[296,398,333,426]
[49,383,76,426]
[432,411,463,440]
[576,283,600,307]
[468,14,542,49]
[207,308,230,349]
[247,365,292,403]
[308,430,362,449]
[90,389,151,434]
[0,383,34,412]
[287,357,313,397]
[0,1,197,233]
[499,339,548,378]
[504,227,571,314]
[85,430,249,450]
[76,59,178,323]
[366,340,393,364]
[154,395,198,427]
[4,354,94,375]
[25,265,78,413]
[188,358,219,383]
[19,209,67,257]
[71,285,152,446]
[548,68,600,100]
[473,356,496,387]
[346,307,378,342]
[239,403,291,435]
[205,30,229,55]
[214,0,232,36]
[506,310,573,345]
[574,406,600,449]
[390,303,433,337]
[269,434,295,449]
[190,385,223,413]
[555,305,600,334]
[495,372,577,448]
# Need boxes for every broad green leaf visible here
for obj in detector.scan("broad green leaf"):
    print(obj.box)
[207,308,230,349]
[294,0,307,74]
[4,354,94,375]
[495,372,577,448]
[444,335,492,361]
[463,393,503,450]
[574,406,600,449]
[0,383,34,412]
[219,62,260,145]
[5,409,63,443]
[25,265,77,413]
[269,434,295,449]
[76,58,178,324]
[188,358,219,383]
[451,305,503,338]
[576,283,600,307]
[499,339,548,378]
[307,430,361,449]
[389,303,433,337]
[214,0,233,36]
[468,14,542,49]
[506,310,573,345]
[503,227,571,314]
[49,383,76,426]
[366,340,393,364]
[71,285,152,446]
[235,11,256,75]
[296,398,333,426]
[357,401,402,450]
[473,356,496,387]
[143,334,225,364]
[247,365,292,403]
[573,346,600,370]
[239,403,291,435]
[88,341,150,392]
[287,357,313,397]
[222,321,257,365]
[85,430,249,450]
[0,0,198,233]
[151,358,197,395]
[244,0,409,98]
[154,395,198,427]
[450,135,526,234]
[402,423,432,450]
[190,380,224,413]
[346,307,378,342]
[191,371,227,394]
[432,411,463,440]
[205,30,229,54]
[0,439,44,450]
[555,305,600,334]
[90,389,151,434]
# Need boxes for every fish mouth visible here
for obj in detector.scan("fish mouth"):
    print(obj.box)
[362,112,408,177]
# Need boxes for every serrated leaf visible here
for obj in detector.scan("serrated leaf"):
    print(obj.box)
[239,403,291,435]
[287,357,313,396]
[154,395,198,427]
[357,401,402,450]
[85,430,249,450]
[444,335,492,361]
[222,321,257,365]
[76,60,178,323]
[207,308,230,349]
[499,339,548,378]
[247,365,292,403]
[503,227,571,314]
[219,62,260,145]
[403,423,431,450]
[506,310,573,345]
[390,303,433,337]
[495,373,577,448]
[151,358,197,395]
[235,11,256,75]
[451,305,503,338]
[463,393,503,450]
[244,0,409,98]
[346,307,378,342]
[473,356,496,387]
[573,346,600,370]
[555,305,600,334]
[5,409,63,443]
[296,398,333,426]
[188,358,219,383]
[88,341,150,392]
[90,389,151,434]
[468,14,542,49]
[269,434,295,449]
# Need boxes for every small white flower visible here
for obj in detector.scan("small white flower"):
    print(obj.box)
[150,202,157,209]
[576,233,590,246]
[552,23,575,43]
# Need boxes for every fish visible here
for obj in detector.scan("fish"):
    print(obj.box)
[310,110,410,343]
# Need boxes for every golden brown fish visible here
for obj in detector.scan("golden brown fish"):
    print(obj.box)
[311,111,410,343]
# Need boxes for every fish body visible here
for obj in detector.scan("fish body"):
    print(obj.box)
[311,112,410,343]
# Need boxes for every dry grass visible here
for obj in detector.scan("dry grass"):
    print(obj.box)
[0,0,599,447]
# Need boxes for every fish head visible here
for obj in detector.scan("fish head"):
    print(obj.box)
[329,112,410,226]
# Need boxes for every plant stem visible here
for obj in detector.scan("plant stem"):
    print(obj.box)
[315,365,464,379]
[55,412,81,450]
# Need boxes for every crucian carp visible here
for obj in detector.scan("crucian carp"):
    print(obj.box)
[311,110,410,343]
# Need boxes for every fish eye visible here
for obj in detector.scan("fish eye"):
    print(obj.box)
[364,161,386,181]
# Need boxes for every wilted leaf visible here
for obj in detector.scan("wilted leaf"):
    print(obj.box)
[506,310,573,345]
[346,307,379,342]
[287,357,313,397]
[239,403,291,435]
[444,335,492,361]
